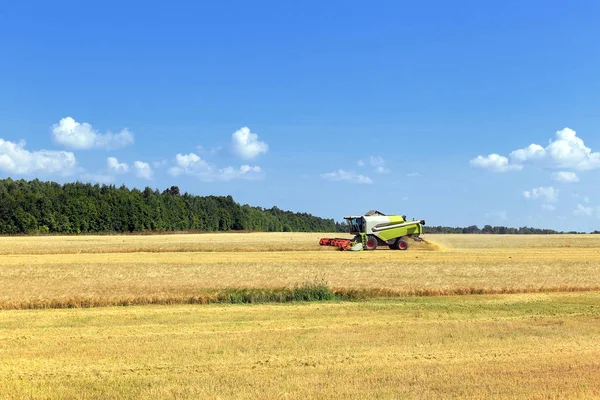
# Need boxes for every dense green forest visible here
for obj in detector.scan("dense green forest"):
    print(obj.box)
[0,178,589,235]
[0,178,342,234]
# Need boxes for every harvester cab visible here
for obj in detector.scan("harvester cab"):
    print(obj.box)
[319,210,426,251]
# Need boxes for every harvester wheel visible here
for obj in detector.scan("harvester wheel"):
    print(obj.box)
[397,238,409,250]
[365,235,378,251]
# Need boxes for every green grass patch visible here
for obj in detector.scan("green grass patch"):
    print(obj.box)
[4,278,600,310]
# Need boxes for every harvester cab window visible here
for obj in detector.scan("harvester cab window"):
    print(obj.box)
[349,218,364,233]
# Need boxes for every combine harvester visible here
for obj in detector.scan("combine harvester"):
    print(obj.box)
[320,210,426,251]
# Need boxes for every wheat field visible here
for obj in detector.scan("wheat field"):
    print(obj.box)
[0,233,599,309]
[0,232,599,255]
[1,232,600,398]
[1,293,600,399]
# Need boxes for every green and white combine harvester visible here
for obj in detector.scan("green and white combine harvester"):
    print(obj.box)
[319,210,426,251]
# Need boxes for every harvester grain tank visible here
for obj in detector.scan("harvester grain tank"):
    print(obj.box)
[319,210,426,251]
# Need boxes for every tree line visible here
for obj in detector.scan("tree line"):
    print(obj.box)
[0,178,340,234]
[0,178,592,235]
[424,225,586,235]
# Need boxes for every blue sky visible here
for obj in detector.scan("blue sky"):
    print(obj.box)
[1,1,599,231]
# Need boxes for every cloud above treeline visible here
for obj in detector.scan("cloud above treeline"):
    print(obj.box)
[231,127,269,160]
[469,127,600,215]
[470,128,599,177]
[321,169,373,184]
[523,186,559,203]
[164,128,268,182]
[52,117,134,150]
[0,138,77,175]
[167,152,262,182]
[107,157,129,174]
[100,157,153,181]
[0,120,270,184]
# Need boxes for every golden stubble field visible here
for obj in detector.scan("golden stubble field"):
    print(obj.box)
[1,232,600,399]
[0,233,599,308]
[1,293,600,399]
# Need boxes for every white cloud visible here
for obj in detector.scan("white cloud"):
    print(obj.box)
[369,156,390,174]
[541,204,556,211]
[133,161,153,180]
[152,160,168,168]
[357,160,365,167]
[321,169,373,184]
[543,128,600,170]
[240,165,261,174]
[369,156,384,167]
[168,152,262,181]
[168,153,209,177]
[473,127,600,174]
[231,127,268,160]
[219,165,263,181]
[107,157,129,174]
[573,204,595,217]
[470,154,523,172]
[551,171,579,183]
[573,194,590,203]
[80,173,114,184]
[523,186,559,203]
[509,144,546,163]
[176,153,208,169]
[0,138,77,176]
[52,117,134,150]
